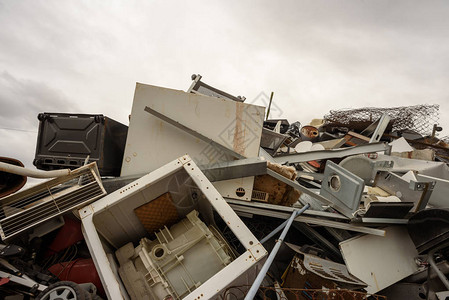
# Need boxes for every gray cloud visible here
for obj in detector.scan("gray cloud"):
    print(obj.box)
[0,72,79,129]
[0,0,448,174]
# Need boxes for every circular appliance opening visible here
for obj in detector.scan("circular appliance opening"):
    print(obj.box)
[329,175,341,192]
[153,246,165,258]
[236,187,246,197]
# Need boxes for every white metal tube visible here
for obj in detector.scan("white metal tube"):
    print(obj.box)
[260,207,307,244]
[245,204,310,300]
[0,162,71,178]
[428,241,449,290]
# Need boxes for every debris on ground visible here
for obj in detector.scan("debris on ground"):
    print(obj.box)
[1,74,449,299]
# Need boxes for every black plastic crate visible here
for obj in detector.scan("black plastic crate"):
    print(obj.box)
[33,113,128,176]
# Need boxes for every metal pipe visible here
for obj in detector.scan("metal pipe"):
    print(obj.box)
[0,162,71,178]
[260,206,309,244]
[266,92,274,120]
[244,204,310,300]
[427,241,449,291]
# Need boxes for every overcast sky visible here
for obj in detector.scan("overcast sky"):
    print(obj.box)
[1,0,448,175]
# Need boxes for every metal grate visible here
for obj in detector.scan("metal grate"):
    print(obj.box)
[251,190,269,202]
[0,163,106,240]
[303,253,365,286]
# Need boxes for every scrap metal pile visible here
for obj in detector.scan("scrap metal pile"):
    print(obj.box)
[1,74,449,300]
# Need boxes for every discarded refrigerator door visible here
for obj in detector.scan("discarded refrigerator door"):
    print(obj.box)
[122,83,264,201]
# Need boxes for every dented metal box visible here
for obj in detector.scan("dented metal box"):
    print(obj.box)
[80,155,267,300]
[34,113,128,176]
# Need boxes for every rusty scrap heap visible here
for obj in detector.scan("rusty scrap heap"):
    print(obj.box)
[1,74,449,300]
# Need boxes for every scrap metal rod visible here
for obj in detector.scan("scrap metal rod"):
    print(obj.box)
[273,142,391,164]
[225,198,348,220]
[260,204,310,244]
[229,203,385,236]
[144,106,245,160]
[245,204,310,300]
[428,241,449,291]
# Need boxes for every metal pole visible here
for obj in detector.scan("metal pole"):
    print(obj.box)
[260,205,309,244]
[265,92,274,121]
[244,204,310,300]
[427,241,449,291]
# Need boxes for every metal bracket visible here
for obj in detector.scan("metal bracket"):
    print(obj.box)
[320,161,365,218]
[369,114,391,143]
[187,74,245,102]
[144,106,245,160]
[409,180,436,212]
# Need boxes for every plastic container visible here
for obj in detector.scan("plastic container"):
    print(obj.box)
[116,211,234,299]
[34,113,128,176]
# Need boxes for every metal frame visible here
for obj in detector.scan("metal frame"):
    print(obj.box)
[228,201,385,236]
[80,155,267,300]
[187,74,245,102]
[0,258,47,292]
[225,199,348,220]
[375,171,435,212]
[273,142,391,164]
[409,180,435,212]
